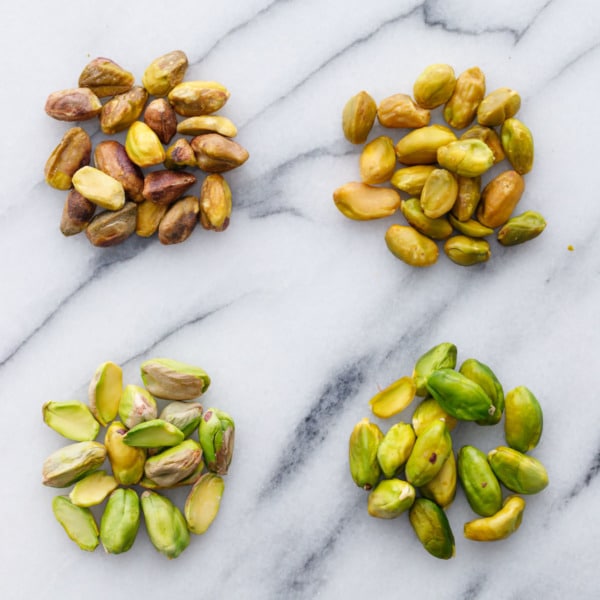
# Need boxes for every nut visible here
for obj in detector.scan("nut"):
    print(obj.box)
[177,115,238,137]
[52,496,99,552]
[142,170,197,205]
[72,166,125,211]
[409,498,455,559]
[460,125,505,164]
[42,441,107,488]
[69,470,118,508]
[60,190,96,236]
[405,420,452,487]
[412,397,457,437]
[123,419,185,448]
[477,87,521,127]
[348,418,383,490]
[420,448,457,509]
[333,182,400,220]
[420,168,458,219]
[144,98,178,144]
[504,386,543,452]
[158,195,200,244]
[184,473,225,535]
[368,376,416,419]
[448,214,493,238]
[359,136,396,184]
[199,408,235,475]
[164,138,197,170]
[367,479,415,519]
[88,361,123,426]
[168,81,230,116]
[444,235,491,266]
[451,175,481,222]
[477,170,525,228]
[395,125,457,165]
[104,422,146,486]
[100,488,141,554]
[385,224,439,267]
[135,199,168,238]
[140,358,211,400]
[401,198,453,240]
[342,90,377,144]
[200,174,232,232]
[437,139,494,177]
[100,86,149,134]
[42,400,100,442]
[44,127,92,190]
[85,202,137,247]
[501,117,534,175]
[159,402,203,438]
[125,121,167,167]
[142,50,189,97]
[497,210,546,246]
[190,133,249,172]
[443,66,486,129]
[457,445,502,517]
[144,440,204,488]
[390,165,436,196]
[45,88,102,121]
[464,496,526,542]
[459,358,505,425]
[376,422,416,479]
[118,384,158,429]
[94,140,144,203]
[412,342,457,397]
[413,63,457,109]
[78,57,135,97]
[376,93,430,128]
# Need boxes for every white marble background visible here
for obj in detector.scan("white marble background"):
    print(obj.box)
[1,0,599,598]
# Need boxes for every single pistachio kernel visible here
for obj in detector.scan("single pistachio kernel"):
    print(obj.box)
[157,195,200,245]
[333,182,400,221]
[88,361,123,427]
[497,211,546,246]
[144,439,204,488]
[141,358,211,400]
[477,87,521,127]
[448,214,493,238]
[100,86,149,134]
[395,125,457,165]
[168,81,230,116]
[377,93,430,128]
[342,90,377,144]
[444,235,491,266]
[94,140,145,203]
[457,446,503,517]
[437,139,494,178]
[45,88,102,121]
[459,358,505,425]
[42,441,107,488]
[142,170,197,205]
[200,174,232,232]
[359,136,397,184]
[142,50,189,97]
[401,199,453,240]
[405,420,452,487]
[488,446,549,495]
[504,386,543,452]
[191,133,249,172]
[385,224,439,267]
[52,496,99,552]
[105,421,146,486]
[119,384,158,429]
[69,470,118,507]
[60,189,96,235]
[413,63,457,109]
[367,479,416,519]
[199,408,235,475]
[412,342,457,397]
[100,488,141,554]
[477,170,525,229]
[44,127,92,190]
[177,115,238,137]
[42,400,100,442]
[369,376,416,419]
[125,121,166,168]
[123,419,185,448]
[86,202,138,247]
[452,175,481,222]
[377,422,416,478]
[349,418,384,490]
[184,473,225,535]
[159,402,203,438]
[144,98,178,144]
[411,397,458,437]
[460,125,505,164]
[420,168,458,219]
[409,498,455,560]
[390,165,436,196]
[78,57,134,97]
[443,66,486,130]
[135,199,168,238]
[72,166,125,211]
[420,448,457,509]
[464,496,526,542]
[501,118,534,174]
[164,138,197,170]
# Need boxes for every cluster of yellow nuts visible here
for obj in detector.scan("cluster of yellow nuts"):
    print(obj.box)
[335,64,545,267]
[42,358,235,558]
[44,51,249,247]
[349,342,548,559]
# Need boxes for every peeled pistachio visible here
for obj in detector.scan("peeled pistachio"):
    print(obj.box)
[477,170,525,229]
[452,175,481,222]
[168,81,230,116]
[359,136,397,184]
[78,57,135,97]
[390,165,436,196]
[184,473,225,534]
[420,449,457,508]
[377,94,430,128]
[191,133,249,172]
[409,498,455,559]
[69,470,118,507]
[501,118,534,174]
[52,496,99,552]
[123,419,185,448]
[42,441,107,488]
[420,168,458,219]
[504,386,543,452]
[412,342,457,397]
[448,214,493,238]
[460,125,505,164]
[437,139,494,178]
[159,402,203,437]
[369,375,416,419]
[395,125,457,165]
[413,64,456,109]
[141,358,211,400]
[200,174,232,232]
[44,127,91,190]
[142,50,188,96]
[459,358,504,425]
[199,408,235,475]
[119,384,158,429]
[135,199,168,238]
[105,422,146,486]
[488,446,549,495]
[477,88,521,127]
[164,138,197,170]
[405,420,452,487]
[349,418,383,490]
[367,479,415,519]
[86,202,137,247]
[100,87,149,134]
[411,397,458,437]
[342,90,377,144]
[177,115,238,137]
[94,140,145,203]
[444,235,491,266]
[443,66,486,130]
[464,496,526,542]
[401,198,453,240]
[142,170,197,205]
[88,361,122,427]
[125,121,166,168]
[100,488,140,554]
[72,166,125,211]
[385,224,439,267]
[457,446,502,517]
[144,439,204,488]
[376,422,416,478]
[497,210,546,246]
[333,182,400,220]
[45,88,102,121]
[42,400,99,442]
[143,98,178,144]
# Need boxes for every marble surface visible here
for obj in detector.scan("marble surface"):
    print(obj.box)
[2,0,600,598]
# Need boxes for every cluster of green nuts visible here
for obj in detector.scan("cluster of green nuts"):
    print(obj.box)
[42,358,235,559]
[44,51,249,247]
[334,64,545,267]
[349,342,548,558]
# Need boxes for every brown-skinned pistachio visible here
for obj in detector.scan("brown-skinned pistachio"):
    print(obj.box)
[191,133,249,172]
[477,170,525,228]
[78,57,134,97]
[142,170,197,205]
[86,202,137,247]
[45,88,102,121]
[45,127,92,190]
[60,190,96,236]
[100,87,149,135]
[144,98,178,144]
[140,358,211,400]
[164,138,197,170]
[94,140,144,203]
[168,81,230,116]
[142,50,189,96]
[158,196,200,245]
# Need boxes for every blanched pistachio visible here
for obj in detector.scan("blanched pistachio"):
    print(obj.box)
[460,125,505,164]
[45,88,102,121]
[141,358,211,400]
[401,199,453,240]
[390,165,436,196]
[504,386,543,452]
[385,224,439,267]
[443,66,485,130]
[72,166,125,211]
[159,402,203,437]
[94,140,145,203]
[100,87,149,134]
[342,90,377,144]
[448,214,493,238]
[367,479,415,519]
[44,127,91,190]
[412,342,457,397]
[78,57,135,97]
[497,210,546,246]
[405,420,452,487]
[411,397,458,437]
[105,422,146,486]
[199,408,235,475]
[69,470,118,507]
[395,125,457,165]
[142,170,197,205]
[200,174,232,232]
[457,446,502,517]
[42,441,107,488]
[413,64,456,109]
[459,358,504,425]
[88,361,122,427]
[141,490,190,559]
[420,168,458,219]
[42,400,99,442]
[177,115,238,137]
[377,422,416,478]
[119,384,158,429]
[420,449,456,508]
[333,182,400,220]
[125,121,166,168]
[142,50,188,96]
[164,138,197,170]
[409,498,455,559]
[464,496,526,541]
[100,488,140,554]
[477,170,525,228]
[359,136,396,184]
[52,496,99,552]
[377,94,430,128]
[184,473,225,534]
[168,81,230,116]
[157,195,198,245]
[437,139,494,178]
[86,202,137,247]
[144,439,204,488]
[191,133,249,172]
[501,118,534,174]
[349,418,383,490]
[135,199,168,237]
[368,375,416,419]
[488,446,549,494]
[444,235,491,266]
[123,419,185,448]
[452,175,481,222]
[477,88,521,127]
[143,98,178,144]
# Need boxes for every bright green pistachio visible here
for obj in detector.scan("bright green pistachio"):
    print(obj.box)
[185,473,225,534]
[504,386,543,452]
[409,498,455,559]
[488,446,549,494]
[144,439,204,488]
[405,420,452,487]
[123,419,185,448]
[69,470,117,507]
[420,449,457,508]
[199,408,235,475]
[118,384,157,429]
[105,421,146,485]
[88,361,122,427]
[501,118,534,174]
[100,488,140,554]
[367,479,415,519]
[349,418,383,490]
[377,422,416,478]
[448,214,493,238]
[52,496,99,552]
[459,358,505,425]
[457,446,502,517]
[411,397,457,436]
[401,198,453,240]
[140,358,211,400]
[464,496,526,541]
[368,376,416,419]
[42,400,100,442]
[159,402,203,437]
[42,441,107,488]
[412,342,457,397]
[497,211,546,246]
[437,139,494,178]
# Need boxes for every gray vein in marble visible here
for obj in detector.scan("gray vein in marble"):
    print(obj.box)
[544,38,600,87]
[563,443,600,504]
[460,576,486,600]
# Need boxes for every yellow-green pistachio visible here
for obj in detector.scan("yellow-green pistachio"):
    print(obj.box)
[141,358,211,400]
[184,473,225,535]
[333,182,400,220]
[158,195,200,245]
[377,422,416,478]
[448,214,493,238]
[44,127,92,190]
[72,166,125,211]
[94,140,144,203]
[168,81,230,116]
[78,57,134,97]
[164,138,197,170]
[460,125,505,164]
[411,397,458,437]
[142,50,189,97]
[413,63,457,109]
[52,496,99,552]
[504,386,543,452]
[437,139,494,178]
[199,408,235,475]
[100,86,149,134]
[367,479,416,519]
[443,66,486,130]
[477,87,521,127]
[359,136,397,184]
[177,115,238,137]
[123,419,185,448]
[69,470,118,507]
[444,235,491,266]
[390,165,436,196]
[144,439,204,488]
[119,384,158,429]
[409,498,455,559]
[100,488,140,554]
[395,125,457,165]
[141,490,190,559]
[349,418,383,490]
[459,358,504,425]
[426,368,494,421]
[42,441,107,488]
[405,420,452,487]
[452,175,481,222]
[88,361,123,426]
[377,93,430,128]
[488,446,549,494]
[420,168,458,219]
[412,342,457,397]
[125,121,166,168]
[457,445,502,517]
[464,495,526,542]
[368,375,416,419]
[159,402,203,438]
[135,199,168,237]
[200,174,232,232]
[45,88,102,121]
[42,400,99,442]
[85,202,137,247]
[477,170,525,229]
[143,98,178,145]
[385,224,439,267]
[420,449,457,508]
[401,199,453,240]
[191,133,249,172]
[342,90,377,144]
[104,421,146,486]
[497,210,546,246]
[501,118,534,174]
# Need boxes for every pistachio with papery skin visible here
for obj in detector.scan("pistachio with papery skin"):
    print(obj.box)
[100,87,148,134]
[168,81,230,116]
[141,358,211,400]
[86,202,137,247]
[158,196,200,245]
[144,98,178,144]
[60,190,96,236]
[78,57,134,97]
[164,138,197,170]
[142,170,197,205]
[94,140,145,203]
[45,88,102,121]
[45,127,92,190]
[191,133,249,173]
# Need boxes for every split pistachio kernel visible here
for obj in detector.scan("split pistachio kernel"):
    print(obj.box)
[184,473,225,534]
[43,400,100,442]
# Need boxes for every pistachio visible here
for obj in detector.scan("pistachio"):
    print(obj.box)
[504,386,543,452]
[164,138,197,170]
[52,496,99,552]
[444,235,491,266]
[409,498,455,559]
[376,422,416,478]
[135,199,168,237]
[199,408,235,475]
[368,479,416,519]
[349,418,384,490]
[401,198,453,240]
[448,214,493,238]
[88,361,123,426]
[144,98,178,144]
[333,182,400,220]
[342,90,377,144]
[69,470,118,507]
[177,115,238,138]
[42,400,100,442]
[144,439,204,487]
[190,133,249,172]
[420,449,457,508]
[452,175,481,222]
[119,384,158,429]
[100,488,140,554]
[184,473,225,535]
[413,64,456,109]
[405,420,452,487]
[142,170,197,205]
[72,166,125,211]
[420,168,458,219]
[385,224,439,267]
[501,118,534,174]
[94,140,145,203]
[359,136,397,184]
[158,196,200,244]
[141,460,205,490]
[390,165,436,196]
[123,419,185,448]
[168,81,230,116]
[85,202,137,247]
[100,86,149,134]
[44,127,92,190]
[78,57,135,97]
[105,421,146,486]
[200,174,232,231]
[141,490,190,559]
[125,121,166,167]
[457,446,502,517]
[412,343,457,397]
[60,190,96,236]
[411,397,458,437]
[142,50,189,96]
[369,376,416,419]
[141,358,211,400]
[45,88,102,121]
[377,94,430,128]
[42,441,107,488]
[395,125,457,165]
[477,88,521,127]
[477,170,525,228]
[488,446,549,494]
[437,139,494,178]
[443,66,486,130]
[459,358,504,425]
[464,496,526,542]
[159,402,203,438]
[460,125,505,163]
[497,210,546,246]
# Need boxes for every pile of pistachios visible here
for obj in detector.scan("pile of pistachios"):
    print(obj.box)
[42,358,235,558]
[334,64,545,267]
[44,51,249,246]
[349,342,548,559]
